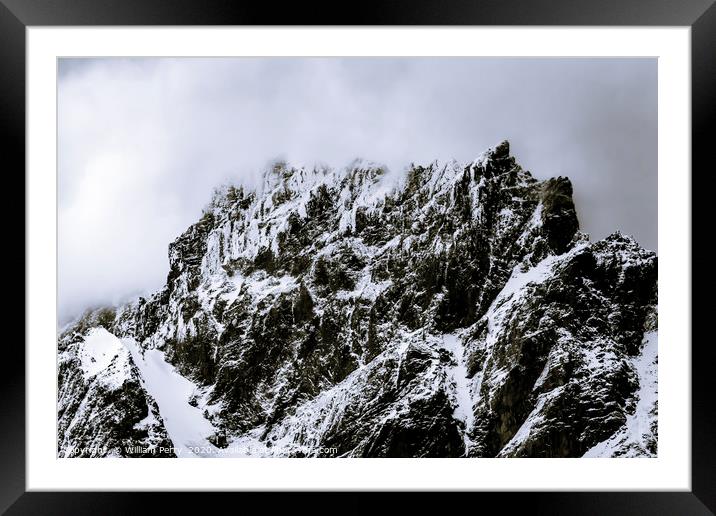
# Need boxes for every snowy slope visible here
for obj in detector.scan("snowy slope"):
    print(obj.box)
[123,338,219,457]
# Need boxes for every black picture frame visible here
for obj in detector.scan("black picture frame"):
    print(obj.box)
[5,0,714,513]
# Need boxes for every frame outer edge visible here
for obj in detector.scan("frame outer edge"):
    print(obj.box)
[7,0,714,511]
[691,1,716,514]
[0,0,715,26]
[0,0,27,514]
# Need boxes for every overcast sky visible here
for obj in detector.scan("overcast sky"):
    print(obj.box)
[58,57,657,322]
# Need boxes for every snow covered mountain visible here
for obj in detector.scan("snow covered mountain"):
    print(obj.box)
[57,141,658,458]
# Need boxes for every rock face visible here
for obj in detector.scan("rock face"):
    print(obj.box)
[57,141,658,458]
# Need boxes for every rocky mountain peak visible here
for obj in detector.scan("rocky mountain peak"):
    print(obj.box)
[58,142,657,459]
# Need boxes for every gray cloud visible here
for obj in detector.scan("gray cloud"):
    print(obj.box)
[58,57,656,322]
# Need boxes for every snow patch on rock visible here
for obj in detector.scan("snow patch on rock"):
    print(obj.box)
[78,328,133,389]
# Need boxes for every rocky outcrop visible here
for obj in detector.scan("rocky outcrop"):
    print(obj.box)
[57,141,657,458]
[58,326,174,457]
[464,234,657,457]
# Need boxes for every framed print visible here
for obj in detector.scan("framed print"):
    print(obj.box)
[6,0,714,513]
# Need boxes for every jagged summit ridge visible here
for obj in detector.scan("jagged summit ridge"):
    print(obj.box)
[58,141,657,458]
[204,139,524,253]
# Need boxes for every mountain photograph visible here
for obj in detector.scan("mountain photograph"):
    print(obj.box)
[57,58,657,458]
